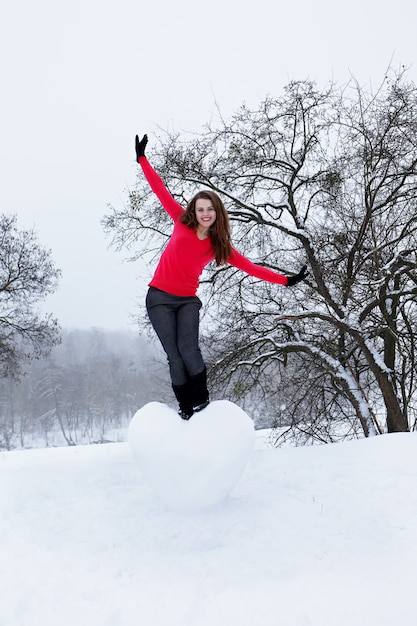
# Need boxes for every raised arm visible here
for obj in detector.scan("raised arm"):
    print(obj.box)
[228,248,308,287]
[135,134,184,221]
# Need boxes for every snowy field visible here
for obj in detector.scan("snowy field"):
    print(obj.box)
[1,404,417,626]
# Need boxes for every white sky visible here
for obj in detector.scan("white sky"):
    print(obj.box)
[1,0,416,330]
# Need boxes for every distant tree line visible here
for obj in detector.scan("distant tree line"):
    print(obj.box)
[0,329,169,450]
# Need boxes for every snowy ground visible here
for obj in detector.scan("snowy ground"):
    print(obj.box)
[1,420,417,626]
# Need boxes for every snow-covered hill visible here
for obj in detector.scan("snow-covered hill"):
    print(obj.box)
[1,427,416,626]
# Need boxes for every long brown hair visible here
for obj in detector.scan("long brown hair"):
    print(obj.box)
[179,190,232,266]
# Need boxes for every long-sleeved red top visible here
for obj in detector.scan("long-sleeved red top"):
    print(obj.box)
[139,156,288,296]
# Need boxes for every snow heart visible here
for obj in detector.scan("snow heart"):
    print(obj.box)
[128,400,255,513]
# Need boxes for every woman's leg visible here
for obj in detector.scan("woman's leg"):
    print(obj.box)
[146,289,188,386]
[146,288,209,415]
[177,301,209,409]
[176,299,205,377]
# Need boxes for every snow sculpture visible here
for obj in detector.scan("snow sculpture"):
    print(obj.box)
[128,400,255,512]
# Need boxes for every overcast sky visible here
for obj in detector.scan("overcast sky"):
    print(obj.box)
[1,0,416,330]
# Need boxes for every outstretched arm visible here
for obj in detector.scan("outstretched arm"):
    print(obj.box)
[228,249,308,287]
[135,134,184,221]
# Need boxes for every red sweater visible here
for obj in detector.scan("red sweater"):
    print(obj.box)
[139,157,288,296]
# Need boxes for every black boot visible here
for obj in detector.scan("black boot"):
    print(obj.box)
[172,382,194,420]
[190,367,210,412]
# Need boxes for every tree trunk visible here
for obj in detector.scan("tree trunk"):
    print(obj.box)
[378,372,409,432]
[352,332,408,433]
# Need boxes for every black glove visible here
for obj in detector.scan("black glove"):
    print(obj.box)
[287,265,308,286]
[135,134,148,161]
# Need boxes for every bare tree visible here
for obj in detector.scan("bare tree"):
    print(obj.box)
[0,214,61,378]
[104,68,417,439]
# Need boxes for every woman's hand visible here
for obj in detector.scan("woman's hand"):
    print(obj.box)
[287,265,308,286]
[135,134,148,161]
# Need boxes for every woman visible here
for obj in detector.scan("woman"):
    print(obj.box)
[135,134,307,419]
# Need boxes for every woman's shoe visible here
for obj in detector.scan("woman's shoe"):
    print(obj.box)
[190,368,210,413]
[178,408,194,420]
[172,382,194,420]
[193,400,210,412]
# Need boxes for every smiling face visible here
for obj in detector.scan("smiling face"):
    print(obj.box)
[180,189,232,264]
[195,198,217,234]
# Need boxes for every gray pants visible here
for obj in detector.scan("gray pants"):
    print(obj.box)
[146,287,205,386]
